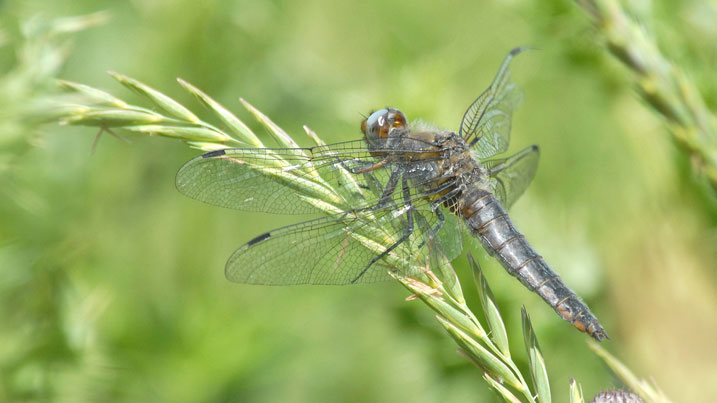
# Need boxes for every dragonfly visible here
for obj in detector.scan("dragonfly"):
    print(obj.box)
[176,47,608,341]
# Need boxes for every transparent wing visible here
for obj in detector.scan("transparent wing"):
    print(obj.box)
[176,147,325,214]
[484,145,539,209]
[175,139,444,215]
[459,47,526,158]
[225,182,462,285]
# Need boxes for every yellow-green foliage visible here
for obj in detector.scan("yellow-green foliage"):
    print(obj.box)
[1,0,715,402]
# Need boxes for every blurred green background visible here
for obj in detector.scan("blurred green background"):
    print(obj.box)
[1,0,716,401]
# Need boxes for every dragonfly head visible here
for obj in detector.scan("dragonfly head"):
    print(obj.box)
[361,108,407,143]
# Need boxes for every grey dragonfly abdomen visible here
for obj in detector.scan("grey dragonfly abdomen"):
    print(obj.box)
[460,188,608,340]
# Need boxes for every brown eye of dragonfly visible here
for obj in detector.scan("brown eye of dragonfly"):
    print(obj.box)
[360,118,367,134]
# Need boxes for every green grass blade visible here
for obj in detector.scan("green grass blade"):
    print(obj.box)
[482,372,522,403]
[469,253,510,357]
[177,78,262,147]
[48,11,109,34]
[569,378,584,403]
[429,242,463,304]
[436,316,522,391]
[123,125,233,143]
[574,0,717,191]
[303,125,325,146]
[60,108,163,126]
[57,80,128,107]
[522,307,552,403]
[184,141,231,152]
[398,277,482,337]
[588,341,672,403]
[240,98,305,153]
[108,72,200,123]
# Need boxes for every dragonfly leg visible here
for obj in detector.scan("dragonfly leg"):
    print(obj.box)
[374,167,401,209]
[352,157,388,174]
[336,156,389,175]
[413,183,462,249]
[351,176,414,283]
[334,156,391,196]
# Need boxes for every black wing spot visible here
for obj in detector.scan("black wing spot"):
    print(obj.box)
[247,232,271,246]
[203,149,226,158]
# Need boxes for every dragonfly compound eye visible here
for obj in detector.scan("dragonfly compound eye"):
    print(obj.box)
[389,109,406,131]
[362,108,407,140]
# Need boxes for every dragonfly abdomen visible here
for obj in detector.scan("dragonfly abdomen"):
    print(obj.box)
[460,188,608,341]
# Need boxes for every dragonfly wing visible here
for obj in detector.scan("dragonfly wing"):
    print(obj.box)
[225,194,455,285]
[459,47,526,158]
[177,148,324,214]
[484,145,539,209]
[176,140,446,215]
[429,211,463,262]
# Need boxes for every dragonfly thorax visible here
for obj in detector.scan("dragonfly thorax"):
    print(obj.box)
[435,131,487,181]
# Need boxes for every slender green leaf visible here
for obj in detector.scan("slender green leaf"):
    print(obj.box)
[183,141,231,152]
[240,98,305,152]
[522,307,551,403]
[123,125,232,143]
[58,80,128,107]
[235,161,342,206]
[436,316,522,391]
[575,0,717,191]
[60,109,163,126]
[303,125,325,146]
[429,240,463,303]
[296,195,345,215]
[588,341,672,403]
[398,277,482,337]
[177,78,262,147]
[470,253,510,357]
[49,11,109,34]
[108,72,200,123]
[483,372,522,403]
[40,104,91,122]
[569,378,584,403]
